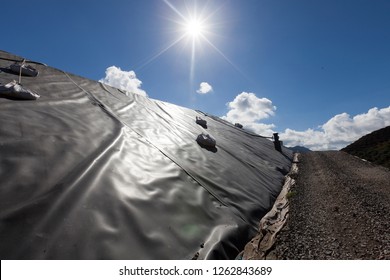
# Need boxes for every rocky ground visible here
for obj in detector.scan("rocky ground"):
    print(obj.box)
[273,151,390,259]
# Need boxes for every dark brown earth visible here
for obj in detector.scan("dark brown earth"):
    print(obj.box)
[273,151,390,259]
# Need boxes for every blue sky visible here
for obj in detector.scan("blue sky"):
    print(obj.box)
[2,0,390,150]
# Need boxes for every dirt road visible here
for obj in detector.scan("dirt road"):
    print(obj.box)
[274,151,390,259]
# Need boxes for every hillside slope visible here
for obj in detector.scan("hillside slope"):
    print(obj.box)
[341,126,390,169]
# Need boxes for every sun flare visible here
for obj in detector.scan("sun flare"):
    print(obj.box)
[185,19,205,38]
[140,0,240,84]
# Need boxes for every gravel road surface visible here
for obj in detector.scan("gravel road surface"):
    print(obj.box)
[274,151,390,259]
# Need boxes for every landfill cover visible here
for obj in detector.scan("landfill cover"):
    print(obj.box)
[0,50,293,259]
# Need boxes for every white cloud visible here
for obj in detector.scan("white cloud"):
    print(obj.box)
[221,91,390,150]
[99,66,147,97]
[196,82,213,94]
[242,122,276,137]
[281,106,390,150]
[222,92,277,136]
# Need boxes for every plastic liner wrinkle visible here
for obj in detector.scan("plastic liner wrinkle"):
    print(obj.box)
[64,73,234,211]
[99,82,123,101]
[0,126,125,220]
[10,130,126,258]
[44,73,243,249]
[1,50,293,259]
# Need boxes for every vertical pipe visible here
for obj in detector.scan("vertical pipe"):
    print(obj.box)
[273,133,282,152]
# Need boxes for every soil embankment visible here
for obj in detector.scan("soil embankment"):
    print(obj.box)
[274,151,390,259]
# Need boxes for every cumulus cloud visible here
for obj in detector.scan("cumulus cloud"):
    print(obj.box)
[196,82,213,94]
[281,106,390,150]
[221,91,390,150]
[99,66,147,97]
[242,122,276,137]
[222,92,277,136]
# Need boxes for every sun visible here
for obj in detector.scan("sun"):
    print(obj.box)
[139,0,240,83]
[185,18,205,38]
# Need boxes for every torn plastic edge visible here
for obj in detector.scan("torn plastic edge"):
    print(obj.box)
[237,153,299,260]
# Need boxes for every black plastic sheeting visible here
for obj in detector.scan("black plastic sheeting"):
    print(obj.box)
[0,50,293,259]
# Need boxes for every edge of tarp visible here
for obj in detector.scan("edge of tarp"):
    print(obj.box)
[238,153,299,260]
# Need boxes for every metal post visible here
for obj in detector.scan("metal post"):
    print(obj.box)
[273,133,282,152]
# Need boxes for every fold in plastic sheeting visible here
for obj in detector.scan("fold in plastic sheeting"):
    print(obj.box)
[0,50,293,259]
[240,153,299,260]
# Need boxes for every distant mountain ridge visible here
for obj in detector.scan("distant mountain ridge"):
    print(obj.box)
[341,126,390,169]
[287,146,312,153]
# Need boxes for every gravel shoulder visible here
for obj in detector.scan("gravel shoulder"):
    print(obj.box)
[273,151,390,259]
